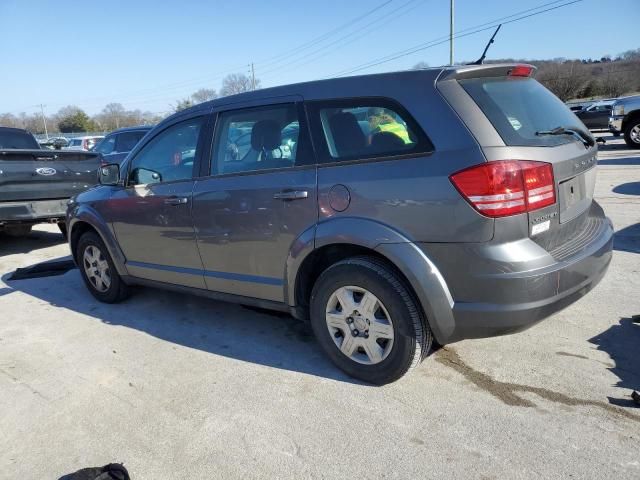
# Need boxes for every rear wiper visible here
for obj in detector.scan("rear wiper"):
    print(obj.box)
[536,126,595,147]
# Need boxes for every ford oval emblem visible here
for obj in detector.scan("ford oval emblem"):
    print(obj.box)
[35,167,57,176]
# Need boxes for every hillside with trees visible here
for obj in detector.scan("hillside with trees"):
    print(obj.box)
[488,48,640,101]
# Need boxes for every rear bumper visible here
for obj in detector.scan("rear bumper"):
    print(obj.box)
[0,199,68,224]
[448,229,612,342]
[609,116,623,133]
[416,203,614,344]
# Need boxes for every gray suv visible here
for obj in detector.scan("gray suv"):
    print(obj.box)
[67,64,613,384]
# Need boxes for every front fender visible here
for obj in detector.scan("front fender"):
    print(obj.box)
[68,204,129,277]
[286,217,455,344]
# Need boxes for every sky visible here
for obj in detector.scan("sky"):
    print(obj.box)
[0,0,637,116]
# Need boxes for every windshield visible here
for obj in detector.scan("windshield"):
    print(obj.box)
[460,77,588,147]
[0,129,39,149]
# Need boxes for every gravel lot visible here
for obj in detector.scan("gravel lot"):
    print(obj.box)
[1,133,638,479]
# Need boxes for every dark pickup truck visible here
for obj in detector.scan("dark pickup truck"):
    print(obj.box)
[0,127,100,237]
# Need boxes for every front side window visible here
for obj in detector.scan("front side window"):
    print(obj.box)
[95,135,115,154]
[211,103,309,176]
[128,117,203,185]
[310,100,431,162]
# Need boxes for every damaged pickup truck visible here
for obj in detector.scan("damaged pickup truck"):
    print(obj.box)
[0,126,100,237]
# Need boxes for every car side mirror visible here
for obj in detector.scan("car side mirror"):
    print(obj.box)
[99,164,120,185]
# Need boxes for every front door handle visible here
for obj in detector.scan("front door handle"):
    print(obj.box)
[273,190,308,201]
[164,196,189,206]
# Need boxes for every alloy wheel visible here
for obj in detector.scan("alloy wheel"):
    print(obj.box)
[325,286,394,365]
[83,245,111,293]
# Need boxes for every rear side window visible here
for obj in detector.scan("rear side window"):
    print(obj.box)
[460,77,587,147]
[309,99,432,162]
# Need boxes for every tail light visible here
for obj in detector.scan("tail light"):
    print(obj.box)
[450,160,556,218]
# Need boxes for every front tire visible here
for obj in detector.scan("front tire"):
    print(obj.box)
[310,257,432,384]
[623,119,640,148]
[76,232,129,303]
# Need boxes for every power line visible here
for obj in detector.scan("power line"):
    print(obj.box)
[113,1,414,105]
[10,2,396,114]
[80,2,401,110]
[331,0,583,78]
[257,0,394,69]
[4,0,590,114]
[260,0,426,81]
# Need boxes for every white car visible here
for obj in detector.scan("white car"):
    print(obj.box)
[64,136,104,151]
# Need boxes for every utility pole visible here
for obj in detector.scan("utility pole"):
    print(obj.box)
[449,0,454,66]
[250,63,256,91]
[39,104,49,139]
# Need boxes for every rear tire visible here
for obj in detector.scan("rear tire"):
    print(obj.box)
[310,256,432,384]
[4,225,32,237]
[76,231,129,303]
[623,119,640,148]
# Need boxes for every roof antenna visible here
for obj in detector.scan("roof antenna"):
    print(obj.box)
[470,24,502,65]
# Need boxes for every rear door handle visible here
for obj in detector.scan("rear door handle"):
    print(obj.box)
[164,196,189,206]
[273,190,308,201]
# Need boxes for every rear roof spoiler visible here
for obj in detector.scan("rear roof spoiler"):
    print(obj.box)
[437,63,537,82]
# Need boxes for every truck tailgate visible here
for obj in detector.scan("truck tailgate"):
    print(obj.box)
[0,149,100,202]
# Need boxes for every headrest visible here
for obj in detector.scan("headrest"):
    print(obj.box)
[328,112,366,156]
[251,120,282,151]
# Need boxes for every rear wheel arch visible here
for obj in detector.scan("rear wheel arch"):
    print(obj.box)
[292,244,438,341]
[294,244,399,315]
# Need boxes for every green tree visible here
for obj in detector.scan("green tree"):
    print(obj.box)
[57,108,96,133]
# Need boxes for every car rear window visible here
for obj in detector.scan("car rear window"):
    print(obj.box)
[0,129,39,149]
[459,77,587,147]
